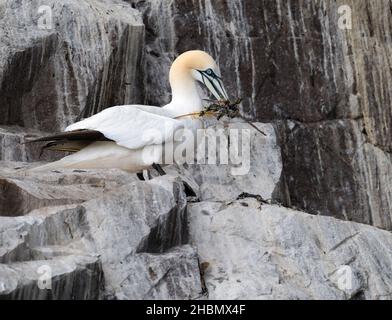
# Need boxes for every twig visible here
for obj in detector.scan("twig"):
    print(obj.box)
[175,98,267,136]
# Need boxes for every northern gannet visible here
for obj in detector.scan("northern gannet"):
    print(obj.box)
[28,50,229,174]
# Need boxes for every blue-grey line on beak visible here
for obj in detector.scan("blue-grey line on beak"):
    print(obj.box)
[199,70,229,101]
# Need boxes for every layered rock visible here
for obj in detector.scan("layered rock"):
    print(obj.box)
[189,199,392,300]
[0,202,104,299]
[0,126,55,162]
[0,170,203,299]
[0,166,139,216]
[130,0,392,128]
[0,0,144,132]
[2,163,392,300]
[129,0,392,230]
[172,121,284,202]
[0,120,284,299]
[278,119,392,230]
[0,255,103,300]
[2,0,392,230]
[1,0,392,300]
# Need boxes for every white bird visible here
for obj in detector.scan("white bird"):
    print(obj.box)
[28,50,229,175]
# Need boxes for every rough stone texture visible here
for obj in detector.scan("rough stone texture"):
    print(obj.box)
[130,0,392,125]
[0,203,104,299]
[129,0,392,230]
[278,119,392,230]
[0,164,139,216]
[0,171,203,300]
[0,0,144,132]
[185,121,283,202]
[189,199,392,300]
[0,126,65,162]
[1,0,391,229]
[1,164,392,300]
[275,0,392,229]
[134,120,283,203]
[108,246,202,300]
[82,176,202,299]
[1,0,392,300]
[0,255,103,300]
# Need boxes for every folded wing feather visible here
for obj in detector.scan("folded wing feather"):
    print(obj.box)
[65,105,184,150]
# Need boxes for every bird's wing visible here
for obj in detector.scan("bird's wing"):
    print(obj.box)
[65,105,183,150]
[26,130,110,143]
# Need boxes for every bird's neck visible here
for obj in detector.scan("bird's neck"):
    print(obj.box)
[164,73,203,116]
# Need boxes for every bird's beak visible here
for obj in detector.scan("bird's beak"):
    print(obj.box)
[199,71,229,101]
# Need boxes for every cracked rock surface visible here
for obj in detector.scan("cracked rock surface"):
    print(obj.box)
[1,0,392,300]
[0,170,202,299]
[129,0,392,231]
[189,199,392,300]
[0,0,144,133]
[1,123,392,300]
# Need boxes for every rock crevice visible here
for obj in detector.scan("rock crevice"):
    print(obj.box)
[1,0,392,300]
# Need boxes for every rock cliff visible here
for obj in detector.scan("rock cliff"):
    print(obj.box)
[1,0,392,300]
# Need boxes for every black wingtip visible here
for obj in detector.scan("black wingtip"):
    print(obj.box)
[21,136,53,145]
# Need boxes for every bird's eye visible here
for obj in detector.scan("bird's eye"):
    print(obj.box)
[206,69,214,76]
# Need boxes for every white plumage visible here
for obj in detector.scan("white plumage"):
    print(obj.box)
[65,105,184,150]
[31,50,228,173]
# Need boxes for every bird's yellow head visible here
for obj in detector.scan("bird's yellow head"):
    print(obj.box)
[170,50,229,101]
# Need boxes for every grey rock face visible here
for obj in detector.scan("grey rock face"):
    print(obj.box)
[278,120,392,230]
[129,0,392,230]
[0,0,144,132]
[2,0,392,231]
[185,121,283,202]
[0,255,103,300]
[131,0,392,129]
[1,163,392,300]
[0,126,65,162]
[0,170,203,299]
[189,199,392,300]
[110,246,202,300]
[82,176,201,299]
[0,203,104,299]
[1,0,392,301]
[0,164,139,216]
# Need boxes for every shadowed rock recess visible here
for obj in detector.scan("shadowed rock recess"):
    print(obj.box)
[1,0,392,300]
